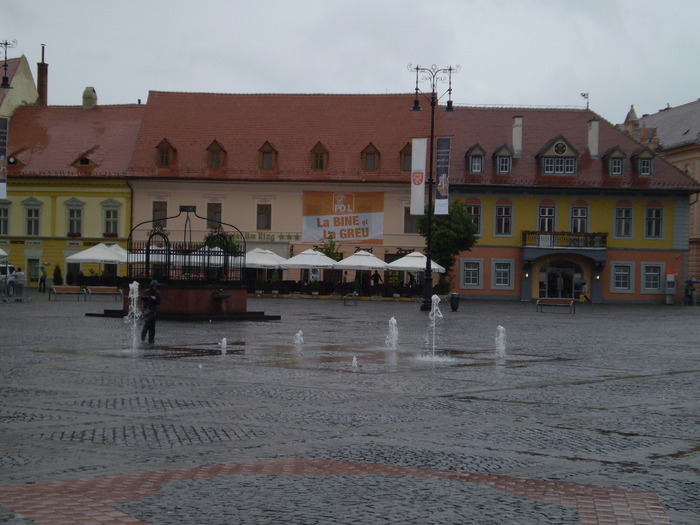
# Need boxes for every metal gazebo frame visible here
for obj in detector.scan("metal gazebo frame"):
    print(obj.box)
[127,205,246,285]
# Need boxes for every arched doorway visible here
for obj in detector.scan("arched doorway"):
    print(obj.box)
[539,260,583,299]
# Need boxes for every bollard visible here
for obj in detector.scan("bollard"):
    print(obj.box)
[450,292,460,311]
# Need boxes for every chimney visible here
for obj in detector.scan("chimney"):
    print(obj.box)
[36,44,48,106]
[512,116,523,158]
[82,86,97,109]
[588,119,599,159]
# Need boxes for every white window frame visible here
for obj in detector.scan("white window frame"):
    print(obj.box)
[491,259,514,290]
[465,204,481,235]
[571,206,588,233]
[638,158,652,176]
[641,263,664,294]
[538,206,556,232]
[645,206,663,239]
[611,262,635,293]
[0,201,9,235]
[23,198,42,237]
[461,258,483,289]
[497,156,511,174]
[469,155,483,174]
[614,206,633,238]
[495,205,513,236]
[543,157,576,174]
[610,158,624,176]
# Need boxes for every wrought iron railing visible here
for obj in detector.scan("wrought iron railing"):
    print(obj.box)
[521,231,608,248]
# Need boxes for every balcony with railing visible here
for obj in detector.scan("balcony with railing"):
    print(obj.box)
[522,231,608,248]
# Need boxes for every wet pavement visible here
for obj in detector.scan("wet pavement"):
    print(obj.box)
[0,290,698,524]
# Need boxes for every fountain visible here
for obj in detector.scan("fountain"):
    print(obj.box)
[124,281,142,350]
[351,355,358,369]
[385,316,398,350]
[495,325,507,360]
[427,294,443,359]
[221,337,227,355]
[294,330,304,346]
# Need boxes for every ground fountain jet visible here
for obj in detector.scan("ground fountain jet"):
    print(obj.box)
[495,325,507,360]
[221,337,227,355]
[294,330,304,346]
[428,294,443,359]
[385,316,398,350]
[124,281,142,351]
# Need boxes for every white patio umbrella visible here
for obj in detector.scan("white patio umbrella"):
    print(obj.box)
[281,249,337,269]
[0,247,8,259]
[66,242,127,265]
[245,248,287,269]
[387,252,445,273]
[333,250,387,271]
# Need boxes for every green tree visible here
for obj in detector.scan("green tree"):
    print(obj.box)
[52,265,63,286]
[417,200,478,280]
[315,234,343,262]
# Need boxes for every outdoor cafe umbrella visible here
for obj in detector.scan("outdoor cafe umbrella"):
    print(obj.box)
[245,248,287,269]
[0,247,7,259]
[280,249,337,269]
[66,242,128,265]
[387,252,446,273]
[333,250,387,271]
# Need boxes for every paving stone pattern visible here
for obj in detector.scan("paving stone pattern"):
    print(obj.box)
[0,291,698,524]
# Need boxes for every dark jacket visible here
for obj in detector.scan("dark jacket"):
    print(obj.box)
[140,287,161,314]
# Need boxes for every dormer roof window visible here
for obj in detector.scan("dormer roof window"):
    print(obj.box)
[206,140,226,170]
[362,143,380,171]
[311,142,329,171]
[156,139,176,168]
[258,141,278,171]
[537,135,578,175]
[466,144,486,174]
[493,144,513,174]
[632,147,655,177]
[602,146,627,176]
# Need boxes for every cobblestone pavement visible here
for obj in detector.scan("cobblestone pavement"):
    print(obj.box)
[0,290,698,524]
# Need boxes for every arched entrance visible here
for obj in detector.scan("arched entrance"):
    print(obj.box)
[539,260,583,299]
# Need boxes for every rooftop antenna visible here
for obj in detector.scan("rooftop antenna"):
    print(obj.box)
[1,39,18,89]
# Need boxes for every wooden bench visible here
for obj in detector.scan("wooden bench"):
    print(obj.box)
[49,286,87,301]
[536,297,576,313]
[86,286,123,301]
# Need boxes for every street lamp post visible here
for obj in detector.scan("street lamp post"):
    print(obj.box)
[409,64,458,311]
[1,39,18,90]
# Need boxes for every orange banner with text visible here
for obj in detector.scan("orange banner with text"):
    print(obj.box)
[302,191,384,244]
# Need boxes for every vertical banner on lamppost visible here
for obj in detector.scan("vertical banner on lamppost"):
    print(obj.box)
[410,138,427,215]
[0,117,8,199]
[434,137,451,215]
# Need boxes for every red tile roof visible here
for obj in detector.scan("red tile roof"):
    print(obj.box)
[128,91,428,182]
[443,106,699,191]
[8,104,146,177]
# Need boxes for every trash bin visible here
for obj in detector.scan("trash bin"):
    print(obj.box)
[450,292,460,311]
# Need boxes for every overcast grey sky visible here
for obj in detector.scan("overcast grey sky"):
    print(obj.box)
[3,0,699,123]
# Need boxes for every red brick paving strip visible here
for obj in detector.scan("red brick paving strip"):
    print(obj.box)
[0,458,671,524]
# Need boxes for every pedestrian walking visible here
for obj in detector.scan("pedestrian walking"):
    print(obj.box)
[39,267,47,293]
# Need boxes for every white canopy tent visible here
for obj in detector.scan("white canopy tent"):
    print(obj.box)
[0,248,8,259]
[387,252,446,273]
[333,250,387,271]
[66,243,127,265]
[245,248,287,269]
[281,249,337,269]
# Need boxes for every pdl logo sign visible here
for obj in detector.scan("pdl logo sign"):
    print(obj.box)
[333,192,354,214]
[412,171,424,185]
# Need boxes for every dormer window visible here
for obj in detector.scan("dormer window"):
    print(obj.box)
[538,136,578,174]
[466,144,486,174]
[71,149,97,168]
[206,140,226,170]
[362,143,380,171]
[493,145,513,174]
[311,142,329,171]
[79,157,90,165]
[602,146,627,176]
[632,147,655,177]
[258,141,278,170]
[156,139,175,168]
[400,143,412,172]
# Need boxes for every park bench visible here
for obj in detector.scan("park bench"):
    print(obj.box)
[536,297,576,313]
[86,286,123,301]
[49,285,87,301]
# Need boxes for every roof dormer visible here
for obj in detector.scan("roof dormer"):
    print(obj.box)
[602,146,627,176]
[536,135,579,175]
[156,139,176,168]
[631,146,655,177]
[493,144,514,174]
